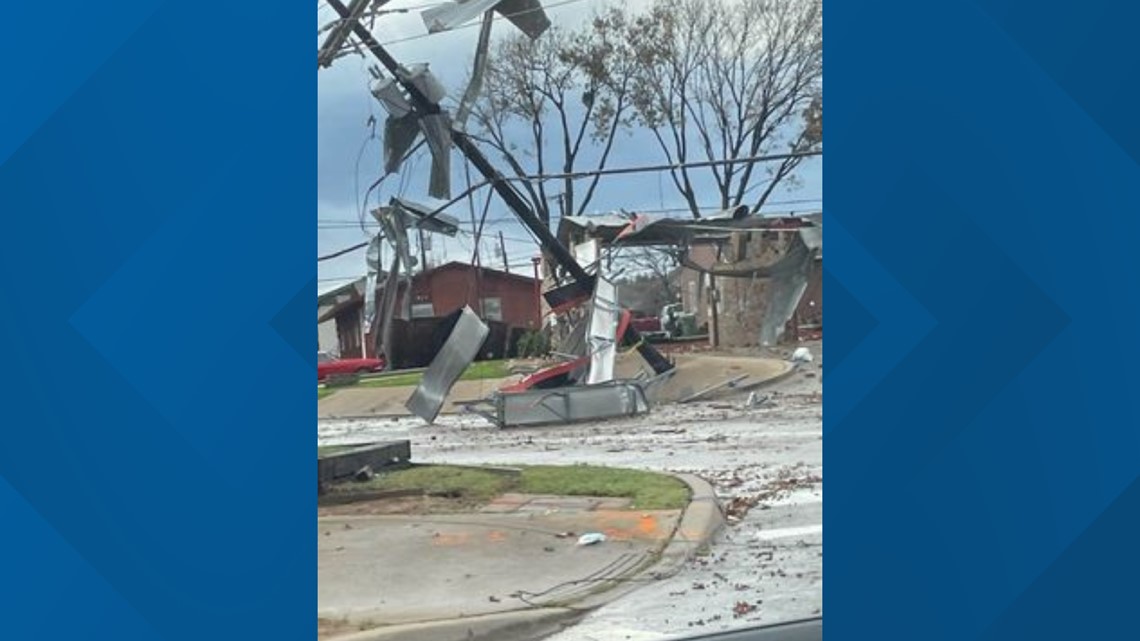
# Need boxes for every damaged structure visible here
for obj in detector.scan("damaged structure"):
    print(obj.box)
[320,0,815,429]
[559,210,823,348]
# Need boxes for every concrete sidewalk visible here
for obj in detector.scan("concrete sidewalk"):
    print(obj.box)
[319,508,680,625]
[318,477,724,641]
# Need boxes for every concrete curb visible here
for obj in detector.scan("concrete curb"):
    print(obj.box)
[734,360,800,395]
[567,472,725,610]
[326,607,586,641]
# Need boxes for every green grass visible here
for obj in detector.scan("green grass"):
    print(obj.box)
[318,387,334,400]
[347,463,690,509]
[351,359,512,390]
[356,465,513,501]
[356,372,423,388]
[459,359,512,380]
[520,465,690,510]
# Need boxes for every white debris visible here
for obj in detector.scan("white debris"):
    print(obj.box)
[791,347,814,363]
[577,532,607,546]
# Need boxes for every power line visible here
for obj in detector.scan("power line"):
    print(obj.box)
[317,196,822,228]
[318,241,370,261]
[365,151,823,235]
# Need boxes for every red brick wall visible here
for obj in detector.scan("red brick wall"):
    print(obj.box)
[414,266,540,329]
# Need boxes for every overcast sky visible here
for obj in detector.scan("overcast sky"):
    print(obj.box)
[316,0,822,285]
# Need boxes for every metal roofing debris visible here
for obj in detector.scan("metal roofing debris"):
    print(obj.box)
[419,112,452,198]
[488,380,650,428]
[422,0,551,40]
[383,113,422,174]
[374,63,453,198]
[363,235,383,332]
[406,306,490,424]
[386,196,461,236]
[757,229,818,347]
[558,210,820,247]
[584,277,620,385]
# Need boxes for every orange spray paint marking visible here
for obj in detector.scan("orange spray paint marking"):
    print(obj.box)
[638,515,659,536]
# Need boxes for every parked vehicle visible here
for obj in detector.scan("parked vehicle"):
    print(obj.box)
[630,312,663,335]
[317,351,385,381]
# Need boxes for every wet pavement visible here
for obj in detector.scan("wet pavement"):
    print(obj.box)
[317,342,823,639]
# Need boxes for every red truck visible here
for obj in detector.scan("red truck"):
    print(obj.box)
[630,313,663,335]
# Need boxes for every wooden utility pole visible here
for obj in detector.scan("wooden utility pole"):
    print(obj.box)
[498,231,510,273]
[322,0,674,376]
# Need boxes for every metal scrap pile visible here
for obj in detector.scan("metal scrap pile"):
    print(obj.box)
[319,1,819,429]
[404,271,677,428]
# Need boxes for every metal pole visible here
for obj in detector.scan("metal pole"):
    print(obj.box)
[499,231,510,273]
[531,256,542,327]
[418,227,428,271]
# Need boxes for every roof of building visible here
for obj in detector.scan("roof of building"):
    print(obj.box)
[318,276,365,303]
[423,261,539,285]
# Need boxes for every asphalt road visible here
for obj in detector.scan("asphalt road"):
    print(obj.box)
[317,342,823,640]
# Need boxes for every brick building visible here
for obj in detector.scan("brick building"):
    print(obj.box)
[677,216,822,347]
[317,262,541,362]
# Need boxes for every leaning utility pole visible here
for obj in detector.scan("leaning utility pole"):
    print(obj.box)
[321,0,673,375]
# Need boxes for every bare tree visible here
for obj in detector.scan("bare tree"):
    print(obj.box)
[617,0,823,217]
[618,247,681,313]
[464,21,636,225]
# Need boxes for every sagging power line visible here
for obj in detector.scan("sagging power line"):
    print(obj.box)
[317,153,822,261]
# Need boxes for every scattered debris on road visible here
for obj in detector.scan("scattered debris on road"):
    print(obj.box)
[577,532,607,546]
[733,601,758,617]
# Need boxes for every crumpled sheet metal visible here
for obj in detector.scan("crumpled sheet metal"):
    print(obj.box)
[419,112,452,199]
[406,307,490,423]
[362,234,383,332]
[387,197,460,237]
[422,0,550,40]
[757,230,816,346]
[491,381,650,428]
[383,113,422,175]
[585,277,620,385]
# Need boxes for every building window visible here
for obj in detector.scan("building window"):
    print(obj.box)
[481,297,503,321]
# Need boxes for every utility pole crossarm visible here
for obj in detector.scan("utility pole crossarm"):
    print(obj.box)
[324,0,588,284]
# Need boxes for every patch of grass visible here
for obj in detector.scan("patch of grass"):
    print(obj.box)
[330,462,689,510]
[458,359,511,381]
[353,360,512,390]
[318,387,335,400]
[358,465,512,502]
[356,373,423,388]
[518,465,690,510]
